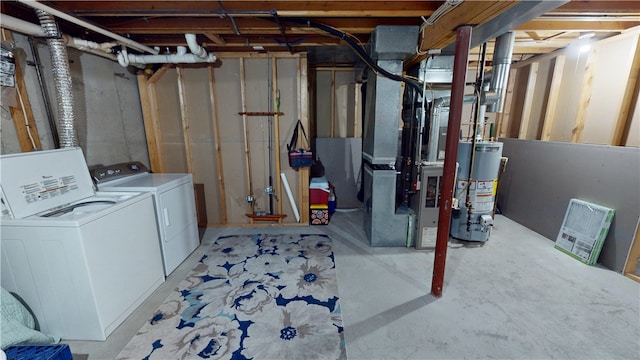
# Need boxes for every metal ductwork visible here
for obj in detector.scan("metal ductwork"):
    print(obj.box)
[36,9,78,148]
[487,32,515,113]
[362,25,419,247]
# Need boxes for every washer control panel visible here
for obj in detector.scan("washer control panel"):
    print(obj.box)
[92,162,148,183]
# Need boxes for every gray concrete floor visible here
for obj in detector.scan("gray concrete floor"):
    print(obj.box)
[66,211,640,359]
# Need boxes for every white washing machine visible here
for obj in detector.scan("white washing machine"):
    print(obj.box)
[0,148,165,341]
[92,162,199,276]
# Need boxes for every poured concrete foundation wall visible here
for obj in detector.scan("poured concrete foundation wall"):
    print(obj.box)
[0,32,149,167]
[497,138,640,272]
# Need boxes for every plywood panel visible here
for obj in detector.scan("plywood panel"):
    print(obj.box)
[506,67,528,138]
[155,69,182,143]
[244,58,273,216]
[527,59,553,140]
[550,50,589,142]
[541,55,566,141]
[191,141,222,224]
[155,68,187,172]
[279,58,303,224]
[316,71,332,137]
[334,71,354,138]
[214,58,247,224]
[163,143,188,173]
[626,89,640,147]
[582,35,638,144]
[181,67,222,225]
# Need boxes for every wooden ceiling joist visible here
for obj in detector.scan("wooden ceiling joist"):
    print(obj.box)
[48,1,440,17]
[517,19,640,32]
[418,0,519,52]
[98,17,422,35]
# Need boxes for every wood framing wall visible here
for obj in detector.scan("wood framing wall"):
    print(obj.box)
[138,54,310,227]
[314,67,362,139]
[498,28,640,147]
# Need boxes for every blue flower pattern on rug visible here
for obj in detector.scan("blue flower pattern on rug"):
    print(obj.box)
[117,234,346,360]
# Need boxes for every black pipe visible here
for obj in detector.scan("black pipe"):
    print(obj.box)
[283,18,424,95]
[465,42,487,232]
[28,37,60,148]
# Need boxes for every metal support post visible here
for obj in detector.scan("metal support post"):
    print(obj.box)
[431,25,472,298]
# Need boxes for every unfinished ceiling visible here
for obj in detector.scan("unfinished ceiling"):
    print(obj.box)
[2,1,639,65]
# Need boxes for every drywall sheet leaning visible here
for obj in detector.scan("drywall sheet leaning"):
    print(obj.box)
[497,138,640,272]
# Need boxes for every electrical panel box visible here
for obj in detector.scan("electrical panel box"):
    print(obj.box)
[411,164,444,249]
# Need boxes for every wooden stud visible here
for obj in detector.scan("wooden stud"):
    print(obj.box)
[137,74,163,172]
[272,57,284,222]
[495,68,517,139]
[176,66,194,173]
[298,55,310,224]
[238,112,284,116]
[541,55,566,141]
[2,30,42,152]
[610,34,640,146]
[330,69,336,138]
[208,66,228,224]
[146,82,167,172]
[518,62,539,139]
[148,63,172,85]
[572,49,596,143]
[354,82,362,138]
[239,58,255,217]
[623,219,640,283]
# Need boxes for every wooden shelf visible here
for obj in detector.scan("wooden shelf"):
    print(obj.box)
[245,213,287,222]
[238,112,284,116]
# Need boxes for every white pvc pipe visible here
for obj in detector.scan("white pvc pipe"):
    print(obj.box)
[280,172,300,222]
[185,33,208,59]
[117,51,217,67]
[17,0,158,55]
[1,13,46,36]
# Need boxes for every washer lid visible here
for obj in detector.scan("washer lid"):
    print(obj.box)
[0,147,96,219]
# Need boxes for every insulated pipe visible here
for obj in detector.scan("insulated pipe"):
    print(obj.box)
[36,9,78,148]
[1,14,117,61]
[487,32,515,113]
[18,0,158,55]
[432,25,472,298]
[62,35,117,61]
[1,13,46,36]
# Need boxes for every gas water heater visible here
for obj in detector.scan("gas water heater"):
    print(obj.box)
[450,141,503,242]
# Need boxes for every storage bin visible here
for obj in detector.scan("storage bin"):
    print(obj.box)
[5,344,73,360]
[310,208,330,225]
[310,188,330,205]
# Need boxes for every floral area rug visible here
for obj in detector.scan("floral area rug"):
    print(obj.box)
[117,234,346,360]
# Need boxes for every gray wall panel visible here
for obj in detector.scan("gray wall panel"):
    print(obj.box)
[497,138,640,272]
[315,137,363,208]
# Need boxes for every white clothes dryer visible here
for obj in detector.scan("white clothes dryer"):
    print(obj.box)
[92,162,199,276]
[0,148,164,341]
